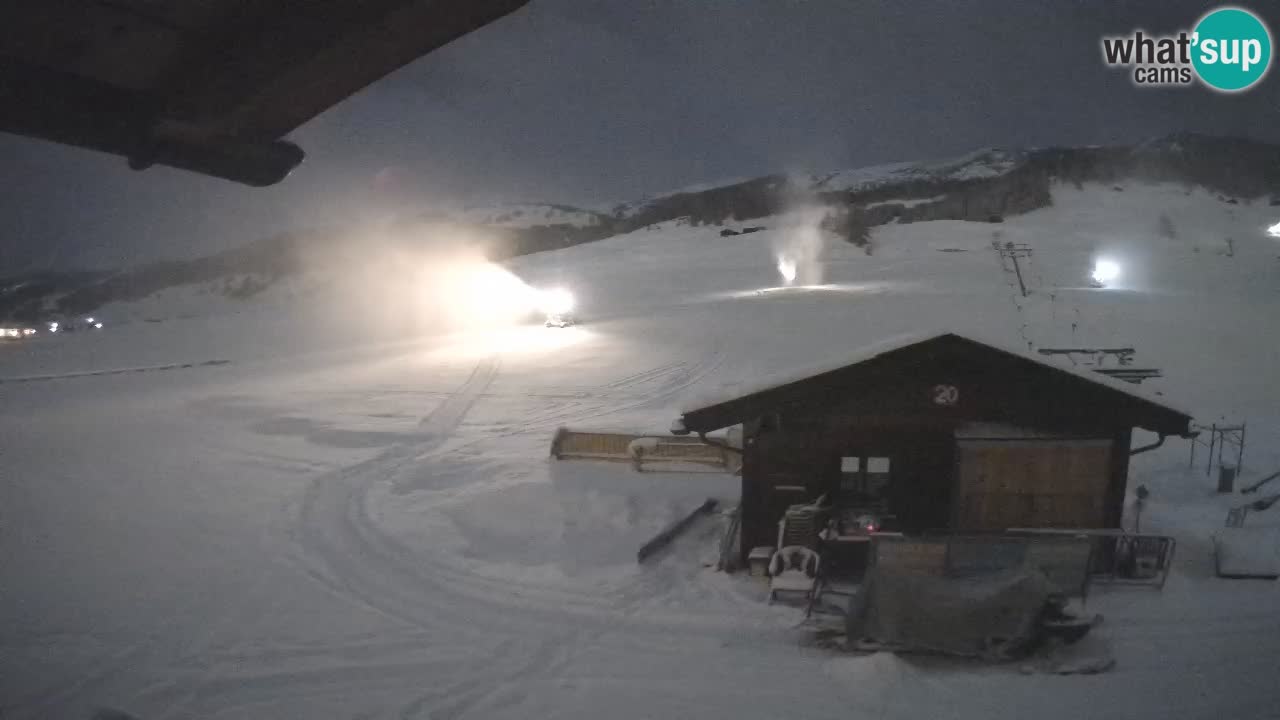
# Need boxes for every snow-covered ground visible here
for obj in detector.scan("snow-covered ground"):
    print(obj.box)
[3,182,1280,719]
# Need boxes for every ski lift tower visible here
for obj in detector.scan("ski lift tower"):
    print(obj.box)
[992,241,1034,297]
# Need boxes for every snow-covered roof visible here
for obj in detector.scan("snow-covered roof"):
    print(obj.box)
[680,329,942,413]
[677,329,1193,433]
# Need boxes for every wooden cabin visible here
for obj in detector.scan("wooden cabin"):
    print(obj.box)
[672,332,1193,565]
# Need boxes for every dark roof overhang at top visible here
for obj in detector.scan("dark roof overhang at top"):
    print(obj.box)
[677,332,1194,439]
[0,0,529,186]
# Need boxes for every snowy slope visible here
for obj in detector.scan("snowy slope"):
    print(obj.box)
[452,202,608,229]
[94,273,328,324]
[611,147,1024,220]
[3,181,1280,719]
[810,147,1025,193]
[607,174,768,218]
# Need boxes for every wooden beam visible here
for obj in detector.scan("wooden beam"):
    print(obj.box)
[637,499,718,564]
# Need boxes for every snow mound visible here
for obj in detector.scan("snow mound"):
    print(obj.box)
[1026,634,1116,675]
[627,437,660,457]
[1214,527,1280,578]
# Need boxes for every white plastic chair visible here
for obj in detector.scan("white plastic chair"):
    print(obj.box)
[767,546,820,604]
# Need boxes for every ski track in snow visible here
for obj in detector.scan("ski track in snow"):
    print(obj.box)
[0,359,230,384]
[183,349,735,719]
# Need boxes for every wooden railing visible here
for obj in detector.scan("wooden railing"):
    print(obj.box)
[550,428,740,472]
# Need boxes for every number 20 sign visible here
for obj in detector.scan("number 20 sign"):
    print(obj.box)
[932,384,959,406]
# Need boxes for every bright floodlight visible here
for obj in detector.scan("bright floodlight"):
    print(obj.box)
[434,262,544,329]
[777,257,797,284]
[93,322,103,329]
[537,287,575,315]
[86,317,95,324]
[1268,222,1280,238]
[1091,259,1121,286]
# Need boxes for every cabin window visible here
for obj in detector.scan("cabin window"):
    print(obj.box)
[866,456,891,494]
[838,455,892,509]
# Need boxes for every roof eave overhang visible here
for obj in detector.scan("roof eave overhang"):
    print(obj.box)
[0,0,530,186]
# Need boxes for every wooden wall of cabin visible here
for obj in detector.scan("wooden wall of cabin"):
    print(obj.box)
[739,415,1136,563]
[740,428,831,557]
[950,437,1121,530]
[806,428,956,533]
[739,422,959,559]
[1104,428,1133,528]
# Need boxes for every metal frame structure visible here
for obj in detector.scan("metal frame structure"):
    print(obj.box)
[1037,347,1164,385]
[1037,347,1137,366]
[1007,528,1176,589]
[1188,421,1247,477]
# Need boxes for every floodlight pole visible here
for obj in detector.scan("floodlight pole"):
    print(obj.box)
[1237,423,1246,474]
[1207,423,1217,478]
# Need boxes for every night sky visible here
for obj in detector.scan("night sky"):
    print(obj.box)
[3,0,1278,271]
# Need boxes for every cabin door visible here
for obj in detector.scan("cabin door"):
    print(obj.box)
[952,439,1112,530]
